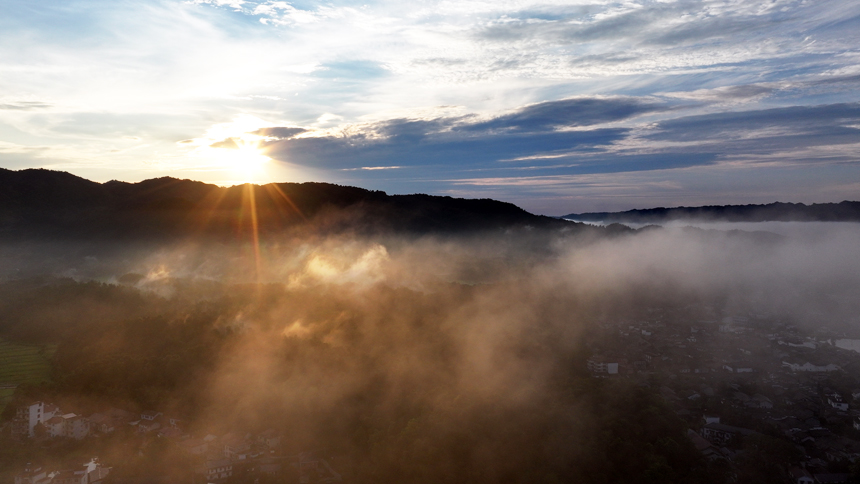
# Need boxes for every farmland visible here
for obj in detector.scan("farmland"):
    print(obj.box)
[0,339,55,414]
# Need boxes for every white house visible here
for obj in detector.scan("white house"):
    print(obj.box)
[16,402,59,438]
[587,356,619,375]
[782,361,840,372]
[64,415,89,440]
[206,459,233,481]
[45,416,65,438]
[827,393,849,411]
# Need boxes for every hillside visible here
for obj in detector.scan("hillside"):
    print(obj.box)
[0,168,573,240]
[563,201,860,224]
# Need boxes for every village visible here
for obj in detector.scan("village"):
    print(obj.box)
[5,401,342,484]
[5,300,860,484]
[586,304,860,484]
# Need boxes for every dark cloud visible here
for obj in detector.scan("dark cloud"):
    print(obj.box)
[477,1,794,50]
[262,125,628,171]
[553,152,719,175]
[648,103,860,142]
[477,4,665,43]
[260,99,860,196]
[464,97,666,132]
[250,127,307,139]
[645,15,777,46]
[715,85,775,100]
[810,74,860,86]
[374,118,455,141]
[259,97,666,170]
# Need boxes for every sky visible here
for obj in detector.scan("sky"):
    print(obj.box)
[1,0,860,214]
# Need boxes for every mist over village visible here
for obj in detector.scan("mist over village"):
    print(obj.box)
[3,1,860,483]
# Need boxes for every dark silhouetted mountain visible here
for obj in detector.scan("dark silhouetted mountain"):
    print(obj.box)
[563,201,860,224]
[0,168,576,240]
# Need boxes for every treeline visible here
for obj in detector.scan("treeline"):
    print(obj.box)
[565,201,860,223]
[0,168,574,241]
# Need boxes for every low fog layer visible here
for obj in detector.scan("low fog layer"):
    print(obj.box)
[4,222,858,327]
[2,222,859,482]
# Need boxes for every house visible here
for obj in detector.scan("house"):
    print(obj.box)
[788,467,814,484]
[687,429,724,461]
[258,457,283,476]
[587,356,619,375]
[45,416,65,438]
[733,392,751,404]
[748,394,773,409]
[157,426,184,439]
[41,413,88,440]
[168,417,184,430]
[258,429,281,449]
[701,422,756,446]
[205,459,233,481]
[82,459,110,484]
[15,402,59,438]
[179,437,208,455]
[106,408,135,424]
[137,420,161,434]
[87,413,115,434]
[62,414,89,440]
[42,460,110,484]
[813,474,850,484]
[782,361,840,372]
[140,411,162,421]
[222,433,252,458]
[827,393,849,411]
[13,464,51,484]
[295,453,342,483]
[51,470,86,484]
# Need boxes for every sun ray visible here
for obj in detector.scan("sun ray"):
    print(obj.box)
[245,183,263,286]
[265,183,307,221]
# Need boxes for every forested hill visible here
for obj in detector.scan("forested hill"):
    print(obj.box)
[563,201,860,224]
[0,168,574,240]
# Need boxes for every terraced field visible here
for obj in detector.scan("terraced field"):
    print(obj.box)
[0,339,55,414]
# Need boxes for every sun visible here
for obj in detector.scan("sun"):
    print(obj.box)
[228,142,270,181]
[208,136,271,184]
[186,115,282,185]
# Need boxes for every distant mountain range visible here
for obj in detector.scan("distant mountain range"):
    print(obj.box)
[563,201,860,224]
[0,168,574,240]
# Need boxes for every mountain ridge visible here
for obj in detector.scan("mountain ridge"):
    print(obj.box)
[563,201,860,224]
[0,168,575,240]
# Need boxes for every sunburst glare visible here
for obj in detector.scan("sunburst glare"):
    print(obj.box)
[210,137,271,184]
[184,115,278,184]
